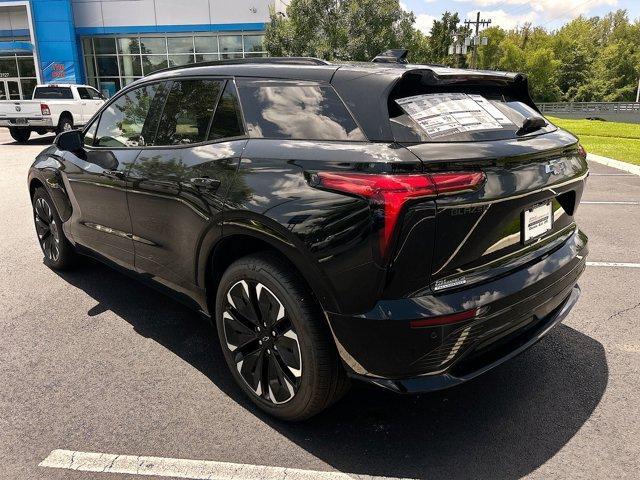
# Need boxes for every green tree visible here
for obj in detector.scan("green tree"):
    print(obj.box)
[264,0,416,61]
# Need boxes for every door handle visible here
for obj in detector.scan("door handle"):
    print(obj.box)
[191,177,221,191]
[103,169,126,180]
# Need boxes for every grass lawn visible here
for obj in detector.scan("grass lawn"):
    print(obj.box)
[546,116,640,166]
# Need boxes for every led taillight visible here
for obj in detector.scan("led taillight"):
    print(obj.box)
[312,171,485,259]
[40,104,51,116]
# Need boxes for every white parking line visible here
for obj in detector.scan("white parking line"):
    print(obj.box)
[590,173,636,176]
[39,449,407,480]
[581,201,639,205]
[587,262,640,268]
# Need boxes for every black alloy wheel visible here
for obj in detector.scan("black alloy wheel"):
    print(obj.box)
[32,187,77,270]
[222,279,303,404]
[34,196,61,263]
[215,254,350,420]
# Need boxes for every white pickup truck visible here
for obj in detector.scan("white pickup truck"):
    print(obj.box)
[0,84,106,143]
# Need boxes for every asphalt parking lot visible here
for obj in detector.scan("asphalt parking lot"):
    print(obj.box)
[1,129,639,480]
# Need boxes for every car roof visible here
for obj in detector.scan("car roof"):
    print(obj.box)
[138,57,525,142]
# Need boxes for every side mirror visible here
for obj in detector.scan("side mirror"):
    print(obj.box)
[55,129,84,152]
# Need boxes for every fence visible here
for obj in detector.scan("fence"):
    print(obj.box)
[538,102,640,123]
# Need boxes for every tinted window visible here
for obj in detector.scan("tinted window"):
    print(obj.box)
[77,87,91,100]
[33,87,73,100]
[84,119,98,147]
[154,79,222,145]
[88,88,103,100]
[238,80,365,141]
[94,83,165,148]
[209,80,244,140]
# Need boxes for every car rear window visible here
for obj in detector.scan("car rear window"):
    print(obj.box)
[33,87,73,100]
[237,80,366,141]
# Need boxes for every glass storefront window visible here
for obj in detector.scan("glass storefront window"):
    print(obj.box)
[219,35,242,53]
[98,78,121,98]
[84,56,97,77]
[167,37,194,54]
[139,37,167,55]
[0,57,18,77]
[17,57,36,77]
[221,52,243,60]
[20,79,37,99]
[119,55,142,76]
[195,53,220,63]
[82,33,268,96]
[142,55,168,74]
[168,55,194,67]
[243,35,265,53]
[94,37,117,55]
[194,36,218,53]
[82,38,94,55]
[96,56,119,77]
[118,37,141,55]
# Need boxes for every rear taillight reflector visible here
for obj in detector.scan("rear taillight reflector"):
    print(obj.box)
[410,308,478,328]
[40,104,51,116]
[312,171,484,259]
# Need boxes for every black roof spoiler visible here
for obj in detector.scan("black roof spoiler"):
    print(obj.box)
[372,49,409,64]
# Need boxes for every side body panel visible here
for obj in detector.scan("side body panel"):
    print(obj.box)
[127,141,247,308]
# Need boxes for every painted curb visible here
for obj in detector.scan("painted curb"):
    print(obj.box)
[587,153,640,177]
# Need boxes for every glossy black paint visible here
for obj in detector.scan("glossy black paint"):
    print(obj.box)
[28,60,589,391]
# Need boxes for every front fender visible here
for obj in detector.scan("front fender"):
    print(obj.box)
[28,148,73,223]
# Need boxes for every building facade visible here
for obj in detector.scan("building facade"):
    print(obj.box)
[0,0,281,99]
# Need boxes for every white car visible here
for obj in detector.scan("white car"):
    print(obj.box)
[0,84,106,143]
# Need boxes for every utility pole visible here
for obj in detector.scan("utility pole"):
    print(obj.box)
[636,76,640,103]
[464,12,492,69]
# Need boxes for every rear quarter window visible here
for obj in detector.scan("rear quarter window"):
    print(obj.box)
[237,80,366,141]
[33,87,73,100]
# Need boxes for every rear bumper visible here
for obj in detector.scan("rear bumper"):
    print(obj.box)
[327,228,587,389]
[0,118,53,128]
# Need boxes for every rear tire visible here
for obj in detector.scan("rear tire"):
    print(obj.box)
[56,115,73,134]
[215,253,349,421]
[9,127,31,143]
[32,187,78,270]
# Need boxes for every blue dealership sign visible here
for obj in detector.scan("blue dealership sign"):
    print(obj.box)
[42,62,76,83]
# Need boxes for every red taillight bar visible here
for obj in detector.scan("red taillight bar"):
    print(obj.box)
[410,308,478,328]
[40,103,51,116]
[312,171,485,259]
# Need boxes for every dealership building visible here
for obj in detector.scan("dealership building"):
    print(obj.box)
[0,0,280,99]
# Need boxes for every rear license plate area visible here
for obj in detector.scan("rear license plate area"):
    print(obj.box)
[13,118,28,125]
[522,201,553,243]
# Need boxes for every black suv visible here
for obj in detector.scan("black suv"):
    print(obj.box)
[28,57,588,420]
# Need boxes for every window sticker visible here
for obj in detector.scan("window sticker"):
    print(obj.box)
[396,93,514,139]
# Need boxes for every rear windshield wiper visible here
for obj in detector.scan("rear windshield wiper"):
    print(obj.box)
[516,116,548,136]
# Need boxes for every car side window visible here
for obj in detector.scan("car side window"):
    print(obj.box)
[237,79,366,141]
[154,79,223,146]
[77,87,91,100]
[88,88,104,100]
[208,80,245,140]
[94,83,166,148]
[84,119,99,147]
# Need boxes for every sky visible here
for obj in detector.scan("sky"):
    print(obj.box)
[401,0,640,34]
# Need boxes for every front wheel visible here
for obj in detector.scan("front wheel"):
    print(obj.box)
[215,253,349,421]
[9,127,31,143]
[32,187,78,270]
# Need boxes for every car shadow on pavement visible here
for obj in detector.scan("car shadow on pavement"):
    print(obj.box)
[3,134,55,146]
[56,257,608,480]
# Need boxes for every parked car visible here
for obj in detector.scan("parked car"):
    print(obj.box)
[0,84,105,143]
[27,56,588,420]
